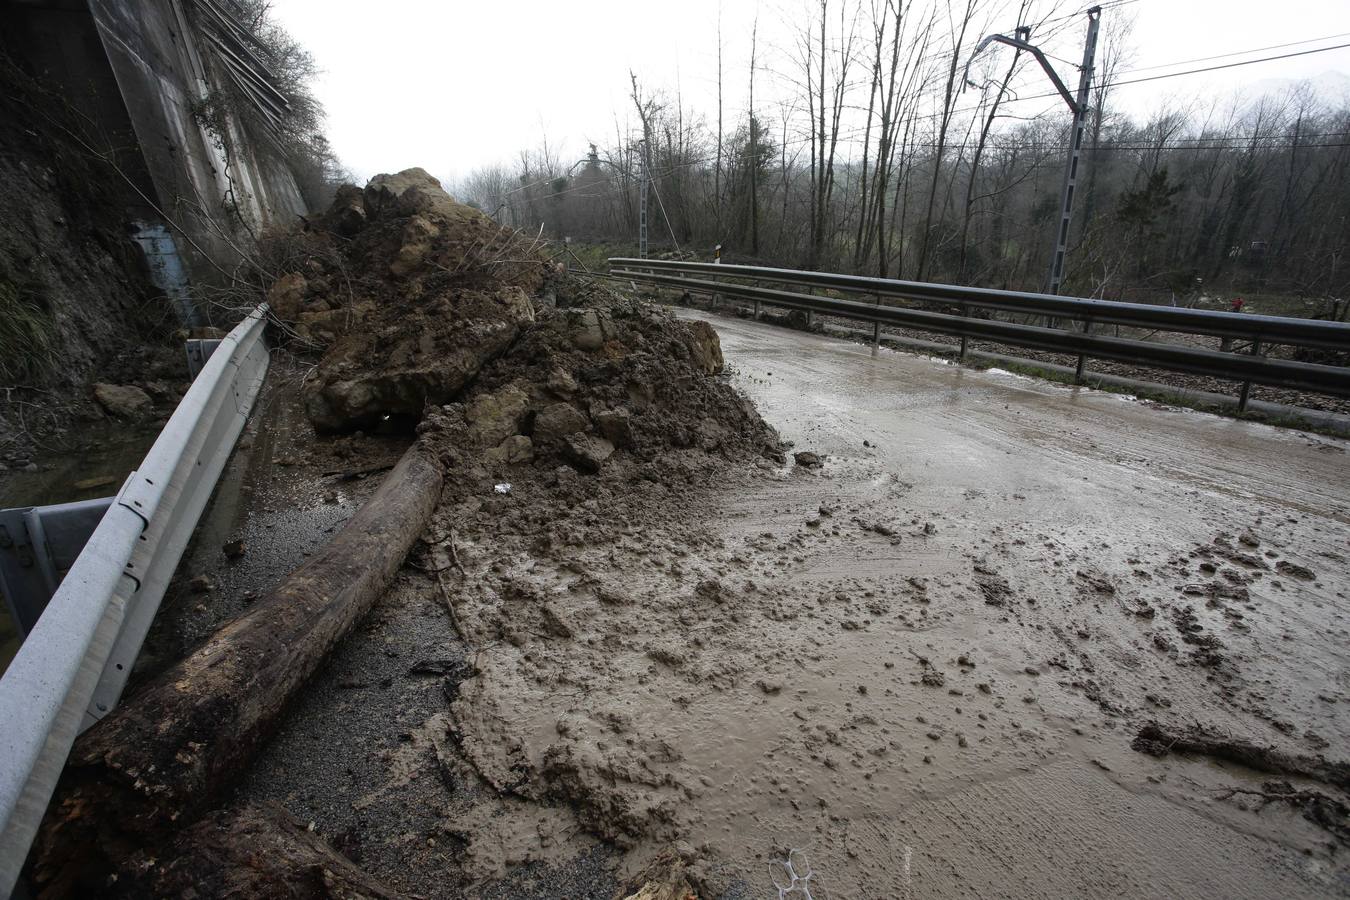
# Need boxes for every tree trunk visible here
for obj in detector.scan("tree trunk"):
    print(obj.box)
[31,442,444,896]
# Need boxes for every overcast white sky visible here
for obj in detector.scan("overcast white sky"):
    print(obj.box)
[269,0,1350,184]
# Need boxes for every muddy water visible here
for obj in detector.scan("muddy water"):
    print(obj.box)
[0,424,160,675]
[443,311,1349,898]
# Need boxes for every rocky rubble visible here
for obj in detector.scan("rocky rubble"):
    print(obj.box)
[265,168,781,474]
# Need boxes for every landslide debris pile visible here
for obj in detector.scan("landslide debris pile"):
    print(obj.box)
[265,167,781,471]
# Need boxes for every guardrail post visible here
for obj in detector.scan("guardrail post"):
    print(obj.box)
[1075,317,1092,383]
[873,294,882,347]
[958,303,970,361]
[1238,337,1263,412]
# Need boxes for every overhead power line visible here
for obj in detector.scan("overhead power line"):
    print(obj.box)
[1125,31,1350,73]
[1108,40,1350,88]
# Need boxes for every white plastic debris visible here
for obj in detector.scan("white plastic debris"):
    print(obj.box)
[493,483,511,495]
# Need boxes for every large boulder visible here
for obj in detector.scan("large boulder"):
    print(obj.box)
[362,168,476,224]
[303,286,536,433]
[532,402,590,443]
[466,384,529,447]
[568,308,613,351]
[682,320,724,374]
[389,215,440,278]
[319,184,366,236]
[92,383,152,419]
[265,273,308,321]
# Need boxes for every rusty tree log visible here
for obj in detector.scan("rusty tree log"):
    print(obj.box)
[31,441,444,896]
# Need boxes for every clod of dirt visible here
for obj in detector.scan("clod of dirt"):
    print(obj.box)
[564,434,615,474]
[974,561,1013,606]
[1275,560,1316,580]
[483,435,533,466]
[533,402,591,443]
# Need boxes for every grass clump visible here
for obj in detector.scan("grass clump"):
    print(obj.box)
[0,278,56,385]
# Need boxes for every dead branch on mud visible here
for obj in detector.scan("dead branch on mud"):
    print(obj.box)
[115,804,409,899]
[1132,721,1350,791]
[1215,781,1350,844]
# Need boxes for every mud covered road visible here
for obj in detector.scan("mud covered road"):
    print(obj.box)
[166,307,1349,899]
[649,309,1350,898]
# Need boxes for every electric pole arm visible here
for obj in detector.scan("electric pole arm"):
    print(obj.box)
[967,31,1079,114]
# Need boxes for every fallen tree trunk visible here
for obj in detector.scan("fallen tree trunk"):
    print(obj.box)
[116,804,408,899]
[31,441,444,896]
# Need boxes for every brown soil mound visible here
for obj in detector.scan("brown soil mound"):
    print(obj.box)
[263,167,781,470]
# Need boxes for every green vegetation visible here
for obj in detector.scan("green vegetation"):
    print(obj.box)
[0,278,55,385]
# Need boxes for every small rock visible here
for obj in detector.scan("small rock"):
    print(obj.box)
[546,366,578,396]
[188,574,215,594]
[73,475,117,491]
[222,539,246,560]
[92,383,153,420]
[793,451,824,468]
[593,409,635,448]
[407,658,469,677]
[564,434,615,474]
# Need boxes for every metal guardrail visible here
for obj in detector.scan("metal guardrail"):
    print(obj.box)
[612,258,1350,349]
[0,304,270,897]
[610,260,1350,407]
